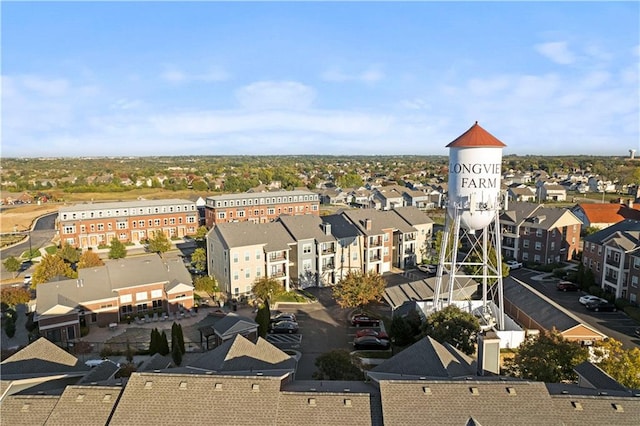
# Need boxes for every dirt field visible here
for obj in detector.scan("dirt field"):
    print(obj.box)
[1,204,60,233]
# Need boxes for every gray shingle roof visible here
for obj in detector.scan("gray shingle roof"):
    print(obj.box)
[584,219,640,244]
[341,208,415,235]
[322,214,361,241]
[1,337,89,380]
[44,385,122,425]
[573,361,629,392]
[550,394,640,426]
[213,313,258,339]
[213,221,295,252]
[379,380,560,425]
[188,335,296,373]
[390,206,434,226]
[278,214,337,243]
[58,198,195,214]
[369,336,476,380]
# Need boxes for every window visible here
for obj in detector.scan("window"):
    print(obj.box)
[523,240,529,248]
[524,227,530,235]
[536,229,543,237]
[254,209,259,216]
[117,222,127,230]
[245,269,250,278]
[303,244,312,254]
[139,220,144,227]
[170,218,175,225]
[303,259,312,271]
[632,276,638,288]
[90,224,95,232]
[598,246,602,255]
[550,242,555,251]
[634,258,640,269]
[534,255,541,263]
[233,271,239,280]
[268,208,275,215]
[218,212,226,219]
[245,251,250,261]
[383,233,389,242]
[256,249,261,260]
[154,219,160,226]
[522,252,529,261]
[151,289,163,298]
[107,223,113,231]
[63,226,75,234]
[233,253,239,263]
[120,294,133,303]
[237,210,245,218]
[256,268,261,278]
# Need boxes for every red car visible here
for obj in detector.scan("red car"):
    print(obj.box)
[355,328,388,339]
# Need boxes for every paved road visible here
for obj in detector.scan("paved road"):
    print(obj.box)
[511,268,640,349]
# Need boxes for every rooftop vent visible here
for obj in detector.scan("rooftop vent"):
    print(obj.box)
[344,398,352,407]
[21,403,31,412]
[252,384,260,392]
[179,381,188,390]
[612,403,624,412]
[214,383,222,390]
[572,401,583,411]
[308,398,316,406]
[470,387,479,395]
[76,394,85,402]
[422,386,432,395]
[102,394,112,403]
[144,381,153,389]
[506,387,517,396]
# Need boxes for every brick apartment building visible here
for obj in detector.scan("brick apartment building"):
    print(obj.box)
[204,189,320,228]
[58,199,199,249]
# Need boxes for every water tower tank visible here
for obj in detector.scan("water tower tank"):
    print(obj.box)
[446,122,506,231]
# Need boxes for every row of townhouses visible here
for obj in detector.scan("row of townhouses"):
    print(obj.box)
[206,207,434,297]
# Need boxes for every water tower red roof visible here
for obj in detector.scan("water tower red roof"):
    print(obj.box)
[446,122,506,148]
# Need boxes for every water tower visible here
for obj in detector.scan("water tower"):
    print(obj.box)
[432,122,506,330]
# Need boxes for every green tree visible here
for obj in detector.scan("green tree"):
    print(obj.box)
[312,349,363,380]
[389,310,423,347]
[191,248,207,271]
[336,172,364,189]
[252,276,284,303]
[171,341,183,366]
[422,305,480,355]
[503,329,589,382]
[332,270,386,309]
[171,322,185,354]
[149,328,160,355]
[593,338,640,389]
[108,238,127,259]
[159,330,170,356]
[195,226,208,240]
[147,230,171,256]
[32,254,76,286]
[255,301,271,338]
[1,287,31,307]
[77,250,104,269]
[3,256,21,278]
[59,242,80,264]
[194,275,218,294]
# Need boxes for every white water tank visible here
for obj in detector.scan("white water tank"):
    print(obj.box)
[446,122,506,231]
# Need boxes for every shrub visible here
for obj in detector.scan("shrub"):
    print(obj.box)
[4,319,16,338]
[80,326,90,337]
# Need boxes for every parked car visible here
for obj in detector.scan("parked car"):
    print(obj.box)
[579,295,607,305]
[585,300,617,312]
[417,264,436,274]
[271,312,297,323]
[351,314,381,327]
[353,335,390,350]
[556,281,579,292]
[23,275,32,285]
[355,328,389,339]
[506,260,523,270]
[269,320,299,334]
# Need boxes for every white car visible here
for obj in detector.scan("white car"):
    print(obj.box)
[579,295,606,305]
[506,260,523,270]
[23,275,32,285]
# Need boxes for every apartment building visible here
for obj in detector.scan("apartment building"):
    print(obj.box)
[582,219,640,300]
[35,255,194,345]
[500,202,582,264]
[204,189,320,228]
[207,207,434,298]
[58,199,199,249]
[207,221,296,297]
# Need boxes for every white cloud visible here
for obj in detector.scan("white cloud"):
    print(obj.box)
[20,75,70,96]
[320,66,384,83]
[535,41,576,65]
[160,66,229,83]
[235,81,316,110]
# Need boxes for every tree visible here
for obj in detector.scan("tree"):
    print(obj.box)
[332,270,386,309]
[171,322,185,354]
[194,275,218,294]
[77,250,105,269]
[422,305,480,355]
[147,230,171,256]
[584,226,601,236]
[59,242,80,264]
[1,287,31,307]
[389,310,423,347]
[252,276,284,303]
[191,248,207,271]
[503,329,589,382]
[171,341,183,366]
[195,226,208,240]
[108,238,127,259]
[159,330,170,355]
[32,254,76,286]
[149,328,160,355]
[3,256,21,278]
[255,301,271,338]
[592,338,640,389]
[312,349,363,380]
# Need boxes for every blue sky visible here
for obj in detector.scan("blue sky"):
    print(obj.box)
[2,1,639,157]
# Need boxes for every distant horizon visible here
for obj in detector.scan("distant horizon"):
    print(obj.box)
[2,2,638,157]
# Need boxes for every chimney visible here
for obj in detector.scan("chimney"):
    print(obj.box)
[321,222,331,235]
[477,331,501,376]
[364,219,372,230]
[628,199,634,209]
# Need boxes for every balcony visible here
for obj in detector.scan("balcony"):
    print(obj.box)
[369,238,383,247]
[321,247,335,255]
[403,234,416,241]
[605,257,620,268]
[269,253,287,262]
[270,270,286,278]
[322,263,335,270]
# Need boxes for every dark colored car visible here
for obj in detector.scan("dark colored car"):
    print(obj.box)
[351,314,381,327]
[556,281,579,292]
[353,336,390,350]
[271,312,297,323]
[355,328,389,339]
[269,320,299,334]
[585,300,617,312]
